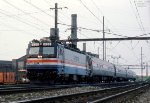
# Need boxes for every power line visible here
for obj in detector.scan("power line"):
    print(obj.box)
[3,0,50,26]
[123,42,141,64]
[131,41,139,50]
[91,0,130,38]
[128,0,150,52]
[23,0,54,18]
[59,18,144,60]
[133,0,146,33]
[78,0,103,24]
[0,9,49,18]
[79,0,131,53]
[59,22,131,38]
[90,0,116,32]
[23,0,68,27]
[58,22,101,32]
[78,31,90,38]
[0,20,40,37]
[90,0,145,59]
[129,0,146,36]
[105,32,128,38]
[137,33,150,37]
[109,41,121,51]
[0,9,49,34]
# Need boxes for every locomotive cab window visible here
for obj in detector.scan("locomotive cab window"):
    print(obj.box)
[29,47,39,54]
[43,47,54,55]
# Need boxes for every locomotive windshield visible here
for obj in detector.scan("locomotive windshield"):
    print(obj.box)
[29,47,40,55]
[28,45,55,58]
[43,47,54,55]
[27,42,56,58]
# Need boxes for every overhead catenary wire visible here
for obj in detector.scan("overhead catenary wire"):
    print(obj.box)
[58,22,101,32]
[137,33,150,37]
[128,0,150,51]
[133,0,146,34]
[84,0,129,39]
[129,0,145,33]
[0,9,49,34]
[58,22,132,38]
[123,42,141,64]
[90,0,149,60]
[79,0,132,60]
[90,0,121,35]
[133,1,150,55]
[80,0,131,61]
[133,0,150,50]
[78,0,103,24]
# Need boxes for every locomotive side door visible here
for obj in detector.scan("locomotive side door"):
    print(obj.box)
[87,55,93,77]
[57,45,65,74]
[114,65,117,81]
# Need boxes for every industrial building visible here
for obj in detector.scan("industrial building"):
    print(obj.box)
[0,55,27,84]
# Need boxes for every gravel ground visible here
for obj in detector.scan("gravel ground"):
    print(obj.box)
[0,86,102,103]
[123,86,150,103]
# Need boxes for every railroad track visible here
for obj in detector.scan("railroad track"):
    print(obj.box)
[0,84,86,95]
[0,82,136,95]
[90,83,149,103]
[12,82,149,103]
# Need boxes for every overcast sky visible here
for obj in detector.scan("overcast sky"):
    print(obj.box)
[0,0,150,75]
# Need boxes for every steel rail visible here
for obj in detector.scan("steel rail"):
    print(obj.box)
[0,84,81,95]
[0,82,144,95]
[14,83,146,103]
[90,84,149,103]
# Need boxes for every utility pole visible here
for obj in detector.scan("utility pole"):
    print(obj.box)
[141,47,143,81]
[55,3,58,39]
[50,3,68,41]
[103,16,105,60]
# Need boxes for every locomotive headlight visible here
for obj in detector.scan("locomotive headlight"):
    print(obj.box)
[38,55,42,58]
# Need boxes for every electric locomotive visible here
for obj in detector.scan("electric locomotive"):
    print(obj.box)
[26,38,90,83]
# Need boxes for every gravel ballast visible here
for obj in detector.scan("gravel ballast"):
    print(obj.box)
[123,85,150,103]
[0,86,102,103]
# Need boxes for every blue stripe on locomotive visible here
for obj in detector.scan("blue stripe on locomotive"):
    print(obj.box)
[27,65,88,75]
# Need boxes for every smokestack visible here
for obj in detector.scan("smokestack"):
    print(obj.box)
[71,14,77,47]
[83,43,86,52]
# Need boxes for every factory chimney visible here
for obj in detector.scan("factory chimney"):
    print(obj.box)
[71,14,77,48]
[83,43,86,52]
